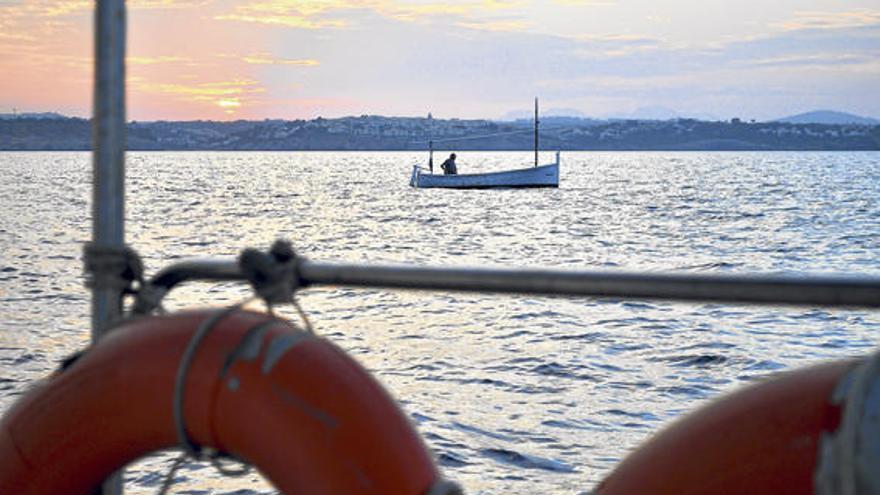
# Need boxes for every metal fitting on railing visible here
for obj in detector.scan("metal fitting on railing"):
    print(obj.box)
[239,239,305,306]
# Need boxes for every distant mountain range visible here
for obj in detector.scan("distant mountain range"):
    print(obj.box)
[774,110,879,125]
[499,108,879,125]
[610,106,720,122]
[500,107,591,122]
[500,106,715,122]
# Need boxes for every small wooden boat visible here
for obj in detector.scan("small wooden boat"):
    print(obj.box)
[411,98,560,189]
[410,152,559,189]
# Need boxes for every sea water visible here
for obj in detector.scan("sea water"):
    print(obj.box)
[1,151,879,494]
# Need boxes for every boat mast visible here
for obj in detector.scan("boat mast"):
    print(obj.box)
[428,112,434,173]
[91,0,127,492]
[534,97,539,167]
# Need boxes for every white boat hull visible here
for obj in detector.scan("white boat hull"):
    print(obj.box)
[410,152,560,189]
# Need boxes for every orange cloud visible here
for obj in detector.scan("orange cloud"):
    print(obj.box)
[744,54,876,69]
[43,0,91,16]
[3,0,210,21]
[129,0,213,9]
[216,0,524,29]
[378,0,524,22]
[129,55,192,65]
[129,79,268,116]
[137,79,265,98]
[553,0,615,5]
[775,9,880,31]
[215,0,350,29]
[215,13,346,29]
[382,3,474,22]
[0,0,89,18]
[457,20,531,32]
[0,29,37,43]
[243,55,320,66]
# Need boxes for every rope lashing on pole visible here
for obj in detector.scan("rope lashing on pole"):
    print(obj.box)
[239,240,301,306]
[239,239,313,332]
[84,243,144,294]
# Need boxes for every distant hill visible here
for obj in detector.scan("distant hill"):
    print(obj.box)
[0,112,68,120]
[500,107,588,121]
[775,110,879,125]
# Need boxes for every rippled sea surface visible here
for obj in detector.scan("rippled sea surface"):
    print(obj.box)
[1,151,880,494]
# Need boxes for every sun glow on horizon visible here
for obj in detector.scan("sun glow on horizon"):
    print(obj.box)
[217,99,243,113]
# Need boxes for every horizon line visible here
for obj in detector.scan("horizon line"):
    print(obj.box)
[3,109,880,124]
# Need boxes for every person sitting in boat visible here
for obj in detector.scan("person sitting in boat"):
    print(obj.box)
[440,153,458,175]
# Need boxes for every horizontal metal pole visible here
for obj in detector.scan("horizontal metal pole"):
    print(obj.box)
[131,260,243,314]
[142,258,880,309]
[303,263,880,307]
[150,259,244,289]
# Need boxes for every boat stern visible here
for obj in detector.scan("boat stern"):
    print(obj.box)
[410,165,421,188]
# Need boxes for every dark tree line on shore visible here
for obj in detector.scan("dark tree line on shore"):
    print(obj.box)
[2,116,878,151]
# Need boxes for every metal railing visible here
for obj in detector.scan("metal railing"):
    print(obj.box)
[133,255,880,315]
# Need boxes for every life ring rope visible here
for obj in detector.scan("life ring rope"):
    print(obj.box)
[162,297,318,493]
[160,303,258,494]
[173,303,249,460]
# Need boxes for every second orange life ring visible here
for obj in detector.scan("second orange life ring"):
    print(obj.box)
[595,359,855,495]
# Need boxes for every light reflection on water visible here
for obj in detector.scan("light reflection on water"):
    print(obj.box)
[1,151,879,494]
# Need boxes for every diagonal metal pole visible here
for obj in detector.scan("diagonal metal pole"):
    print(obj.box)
[91,0,126,492]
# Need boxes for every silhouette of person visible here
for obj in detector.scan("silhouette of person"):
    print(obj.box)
[440,153,458,175]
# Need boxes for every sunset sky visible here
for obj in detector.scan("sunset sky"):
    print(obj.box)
[1,0,879,121]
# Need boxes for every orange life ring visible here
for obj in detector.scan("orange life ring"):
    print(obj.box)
[0,309,448,494]
[595,360,855,495]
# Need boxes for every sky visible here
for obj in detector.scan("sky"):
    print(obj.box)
[1,0,879,121]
